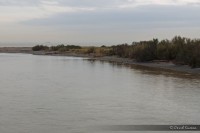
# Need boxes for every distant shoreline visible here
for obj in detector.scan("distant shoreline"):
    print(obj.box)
[0,47,200,75]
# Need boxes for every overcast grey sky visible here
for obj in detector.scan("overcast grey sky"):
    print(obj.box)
[1,0,200,45]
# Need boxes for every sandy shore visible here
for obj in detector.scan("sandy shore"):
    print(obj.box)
[0,47,200,75]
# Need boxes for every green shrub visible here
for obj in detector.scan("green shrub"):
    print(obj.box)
[32,45,49,51]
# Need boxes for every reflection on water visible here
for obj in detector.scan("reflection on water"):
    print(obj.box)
[89,59,200,79]
[0,53,200,133]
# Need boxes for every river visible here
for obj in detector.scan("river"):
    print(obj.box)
[0,53,200,133]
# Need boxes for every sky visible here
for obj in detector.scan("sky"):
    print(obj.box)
[1,0,200,46]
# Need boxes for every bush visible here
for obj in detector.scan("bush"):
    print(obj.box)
[110,36,200,67]
[87,47,95,54]
[32,36,200,68]
[50,44,81,51]
[32,45,49,51]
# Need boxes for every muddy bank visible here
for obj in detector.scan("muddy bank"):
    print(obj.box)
[92,56,200,75]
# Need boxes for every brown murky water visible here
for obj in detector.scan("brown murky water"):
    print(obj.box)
[0,53,200,133]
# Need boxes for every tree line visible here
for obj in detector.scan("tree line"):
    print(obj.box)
[32,44,81,52]
[32,36,200,68]
[110,36,200,68]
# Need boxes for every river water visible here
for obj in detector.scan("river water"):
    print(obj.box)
[0,53,200,133]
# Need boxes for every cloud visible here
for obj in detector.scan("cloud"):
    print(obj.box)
[0,0,95,23]
[1,0,200,23]
[0,0,41,6]
[23,5,200,27]
[119,0,200,8]
[1,0,200,8]
[1,0,200,44]
[44,0,200,8]
[19,4,200,43]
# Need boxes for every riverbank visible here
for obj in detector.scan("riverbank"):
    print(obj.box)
[92,56,200,75]
[0,47,32,53]
[0,47,200,75]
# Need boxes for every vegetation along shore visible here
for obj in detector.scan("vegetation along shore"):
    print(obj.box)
[0,36,200,75]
